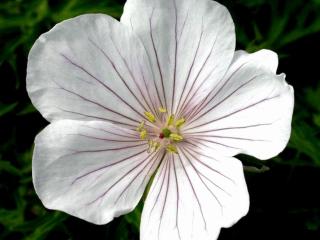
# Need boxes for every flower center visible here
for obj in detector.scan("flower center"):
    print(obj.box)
[136,107,185,154]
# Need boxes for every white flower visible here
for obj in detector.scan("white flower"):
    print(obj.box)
[27,0,294,239]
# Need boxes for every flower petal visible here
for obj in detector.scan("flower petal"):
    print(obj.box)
[33,120,163,224]
[184,49,294,160]
[121,0,235,114]
[27,14,159,127]
[140,149,249,240]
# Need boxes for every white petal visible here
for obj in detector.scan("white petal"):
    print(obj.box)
[233,49,279,73]
[184,49,294,160]
[140,149,249,240]
[27,14,158,127]
[33,120,163,224]
[121,0,235,114]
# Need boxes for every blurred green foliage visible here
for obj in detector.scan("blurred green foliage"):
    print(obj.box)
[0,0,320,239]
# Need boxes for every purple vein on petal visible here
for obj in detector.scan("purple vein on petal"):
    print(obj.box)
[185,95,280,131]
[108,35,156,115]
[186,122,274,134]
[177,152,207,230]
[113,152,161,205]
[177,35,218,118]
[187,134,269,142]
[175,20,204,114]
[171,0,178,113]
[88,38,149,114]
[137,60,161,119]
[67,133,143,143]
[115,152,166,205]
[149,157,169,219]
[157,155,171,239]
[188,137,241,150]
[60,53,145,119]
[182,142,220,162]
[177,9,189,43]
[187,74,262,125]
[182,146,235,186]
[57,107,137,128]
[71,148,147,185]
[184,61,249,122]
[172,157,182,240]
[52,79,140,124]
[85,151,154,206]
[66,143,146,159]
[149,8,167,110]
[80,125,138,139]
[129,17,164,113]
[179,148,224,212]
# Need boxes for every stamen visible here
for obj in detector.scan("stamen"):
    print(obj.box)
[137,109,186,155]
[136,121,145,132]
[159,107,167,113]
[175,118,185,128]
[166,114,175,126]
[166,144,178,154]
[148,140,160,153]
[144,111,155,123]
[169,133,183,142]
[140,129,147,140]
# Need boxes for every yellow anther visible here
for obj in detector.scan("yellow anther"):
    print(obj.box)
[169,133,183,142]
[148,140,161,153]
[144,111,156,123]
[175,118,185,128]
[159,107,167,113]
[136,121,145,132]
[140,129,147,140]
[166,114,175,126]
[166,144,178,154]
[154,142,161,151]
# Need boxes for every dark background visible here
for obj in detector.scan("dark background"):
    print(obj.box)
[1,0,320,239]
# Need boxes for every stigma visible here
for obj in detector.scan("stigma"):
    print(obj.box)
[135,107,185,154]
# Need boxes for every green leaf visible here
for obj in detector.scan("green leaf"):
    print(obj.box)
[0,102,17,117]
[0,160,21,175]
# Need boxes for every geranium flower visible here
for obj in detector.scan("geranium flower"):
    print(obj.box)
[27,0,294,239]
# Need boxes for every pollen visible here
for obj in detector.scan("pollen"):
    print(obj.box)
[137,107,186,154]
[169,133,183,142]
[148,140,161,153]
[166,114,175,126]
[136,121,145,132]
[166,144,178,154]
[175,118,185,128]
[144,111,155,123]
[140,129,147,140]
[159,107,167,113]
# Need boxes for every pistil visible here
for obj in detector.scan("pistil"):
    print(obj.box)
[136,107,185,154]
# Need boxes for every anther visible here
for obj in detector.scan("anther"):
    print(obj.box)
[169,133,183,142]
[175,118,185,128]
[166,114,175,126]
[144,111,156,123]
[140,129,147,140]
[136,121,145,132]
[159,107,167,113]
[166,144,178,154]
